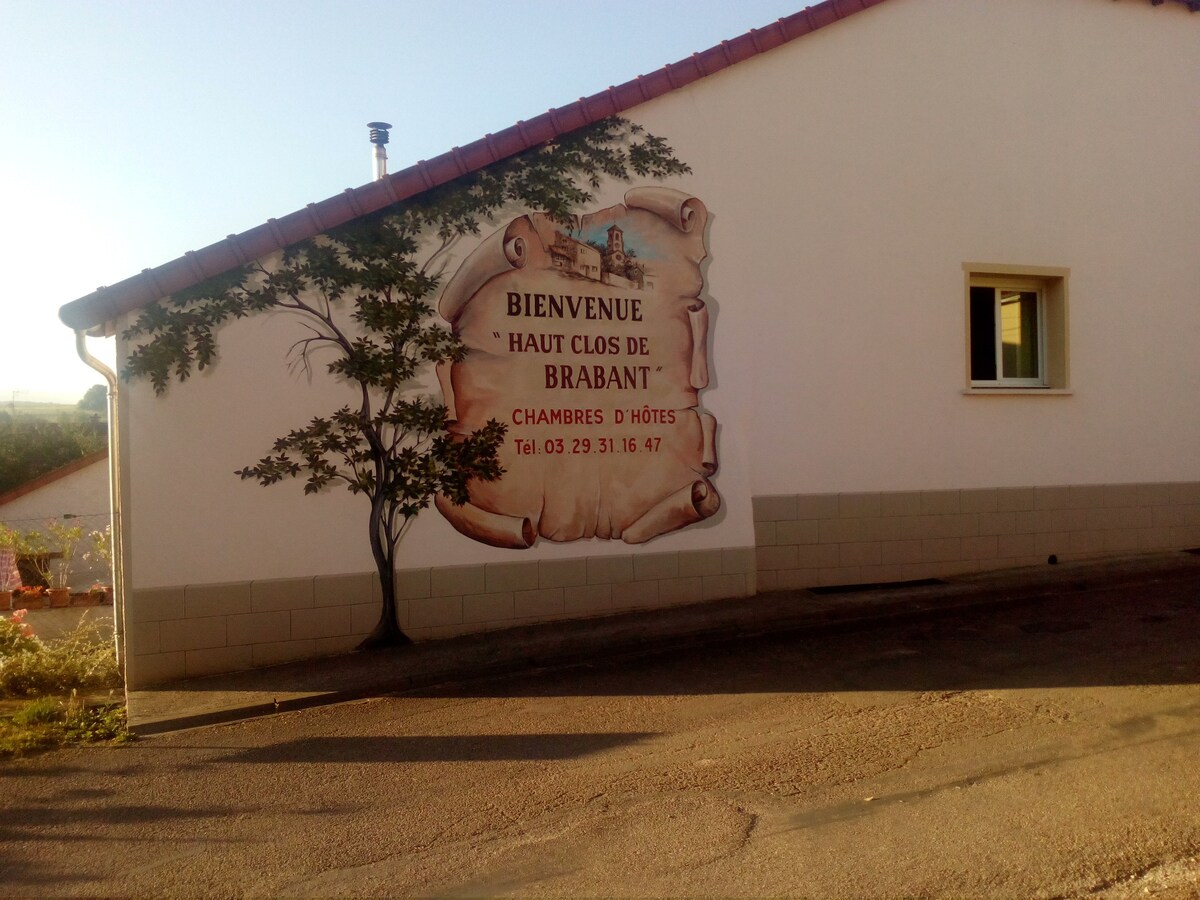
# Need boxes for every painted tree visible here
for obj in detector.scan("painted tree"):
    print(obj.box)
[122,118,690,648]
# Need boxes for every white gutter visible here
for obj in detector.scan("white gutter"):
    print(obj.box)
[74,331,127,687]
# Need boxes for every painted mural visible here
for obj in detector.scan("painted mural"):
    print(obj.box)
[436,187,718,548]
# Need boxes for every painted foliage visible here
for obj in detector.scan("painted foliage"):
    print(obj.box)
[436,188,719,548]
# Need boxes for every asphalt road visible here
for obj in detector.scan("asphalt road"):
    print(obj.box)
[3,567,1199,897]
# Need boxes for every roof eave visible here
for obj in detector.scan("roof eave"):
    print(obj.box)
[63,0,1198,332]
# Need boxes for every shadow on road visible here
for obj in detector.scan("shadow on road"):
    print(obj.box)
[212,732,655,763]
[127,558,1200,735]
[401,585,1200,699]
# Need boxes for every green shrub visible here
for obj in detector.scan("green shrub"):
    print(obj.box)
[0,609,40,656]
[63,700,130,743]
[0,615,128,757]
[0,613,120,698]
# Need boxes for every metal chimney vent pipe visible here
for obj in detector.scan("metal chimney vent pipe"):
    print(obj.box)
[367,121,391,181]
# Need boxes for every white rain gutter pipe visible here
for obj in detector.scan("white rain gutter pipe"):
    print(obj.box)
[74,331,127,685]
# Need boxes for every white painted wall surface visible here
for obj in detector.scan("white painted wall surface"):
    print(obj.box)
[120,198,753,586]
[119,0,1200,588]
[631,0,1200,496]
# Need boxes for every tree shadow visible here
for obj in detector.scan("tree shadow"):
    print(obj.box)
[0,802,298,891]
[0,802,232,837]
[53,786,116,801]
[0,804,232,888]
[214,731,654,764]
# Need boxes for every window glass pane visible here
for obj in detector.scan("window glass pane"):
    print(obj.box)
[969,286,996,380]
[1000,290,1039,379]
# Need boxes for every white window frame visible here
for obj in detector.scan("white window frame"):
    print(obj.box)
[969,279,1046,388]
[963,263,1070,394]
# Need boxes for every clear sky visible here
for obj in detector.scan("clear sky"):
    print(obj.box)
[0,0,808,406]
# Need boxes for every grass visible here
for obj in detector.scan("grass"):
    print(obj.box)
[3,401,107,423]
[0,693,131,758]
[0,611,131,759]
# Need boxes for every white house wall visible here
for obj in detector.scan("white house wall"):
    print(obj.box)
[119,229,753,589]
[118,0,1200,687]
[631,0,1200,495]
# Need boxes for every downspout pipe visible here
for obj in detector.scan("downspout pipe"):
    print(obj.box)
[74,331,126,687]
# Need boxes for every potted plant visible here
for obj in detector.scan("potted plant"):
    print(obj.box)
[1,525,47,603]
[14,585,46,610]
[44,520,83,607]
[4,521,83,608]
[74,583,108,607]
[77,527,113,606]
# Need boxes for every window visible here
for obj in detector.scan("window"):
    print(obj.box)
[964,264,1069,391]
[969,284,1042,384]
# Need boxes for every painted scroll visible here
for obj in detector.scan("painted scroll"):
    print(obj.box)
[437,187,719,547]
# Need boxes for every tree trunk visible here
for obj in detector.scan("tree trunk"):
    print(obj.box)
[359,495,413,650]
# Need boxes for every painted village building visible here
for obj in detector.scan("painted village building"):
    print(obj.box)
[60,0,1200,688]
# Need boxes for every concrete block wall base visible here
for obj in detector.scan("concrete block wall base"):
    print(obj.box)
[125,550,1200,734]
[120,480,1200,690]
[125,546,756,689]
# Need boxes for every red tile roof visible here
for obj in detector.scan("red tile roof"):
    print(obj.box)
[57,0,1197,333]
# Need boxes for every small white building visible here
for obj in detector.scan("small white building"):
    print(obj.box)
[59,0,1200,688]
[0,450,110,589]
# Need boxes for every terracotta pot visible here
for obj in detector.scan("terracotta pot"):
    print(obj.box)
[72,592,101,607]
[0,592,11,612]
[18,594,44,610]
[47,588,71,608]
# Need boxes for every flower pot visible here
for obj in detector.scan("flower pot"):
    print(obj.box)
[47,588,71,608]
[72,592,101,607]
[19,594,44,610]
[0,593,10,612]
